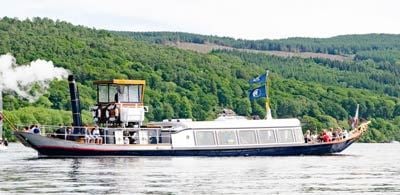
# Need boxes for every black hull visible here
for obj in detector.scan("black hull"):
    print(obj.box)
[15,132,358,157]
[37,141,354,157]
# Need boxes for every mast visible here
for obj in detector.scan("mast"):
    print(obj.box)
[265,70,272,120]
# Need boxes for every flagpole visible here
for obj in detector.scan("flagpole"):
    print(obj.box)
[265,70,272,120]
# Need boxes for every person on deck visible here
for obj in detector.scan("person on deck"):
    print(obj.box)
[332,129,338,141]
[114,92,119,103]
[29,125,40,134]
[322,130,330,142]
[29,125,35,133]
[124,136,129,144]
[131,131,138,144]
[311,131,318,143]
[84,125,94,143]
[343,129,349,139]
[92,125,103,144]
[304,130,312,143]
[23,126,29,132]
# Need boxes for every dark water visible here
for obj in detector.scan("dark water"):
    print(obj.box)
[0,143,399,194]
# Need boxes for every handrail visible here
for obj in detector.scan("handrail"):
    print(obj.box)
[14,124,173,131]
[20,127,173,145]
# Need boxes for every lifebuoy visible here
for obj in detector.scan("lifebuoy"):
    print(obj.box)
[106,104,117,121]
[91,106,102,122]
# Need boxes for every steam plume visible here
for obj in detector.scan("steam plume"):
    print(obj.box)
[0,53,69,102]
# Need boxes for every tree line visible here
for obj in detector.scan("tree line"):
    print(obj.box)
[120,31,400,55]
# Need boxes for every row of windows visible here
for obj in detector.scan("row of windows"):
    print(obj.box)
[98,84,143,103]
[195,129,301,146]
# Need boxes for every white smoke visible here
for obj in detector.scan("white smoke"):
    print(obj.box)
[0,53,69,102]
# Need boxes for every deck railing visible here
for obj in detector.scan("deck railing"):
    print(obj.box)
[15,124,174,145]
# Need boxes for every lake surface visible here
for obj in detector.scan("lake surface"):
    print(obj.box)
[0,143,399,194]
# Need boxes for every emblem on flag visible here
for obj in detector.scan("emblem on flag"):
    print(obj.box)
[249,85,267,100]
[249,74,267,84]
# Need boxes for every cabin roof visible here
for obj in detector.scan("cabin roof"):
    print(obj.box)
[150,118,301,130]
[94,79,146,85]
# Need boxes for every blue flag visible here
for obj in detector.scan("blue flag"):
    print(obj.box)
[249,74,267,84]
[249,85,267,100]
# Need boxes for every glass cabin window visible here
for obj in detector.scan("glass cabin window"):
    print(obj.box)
[238,130,257,144]
[98,84,143,103]
[109,85,118,102]
[258,130,276,143]
[119,85,129,102]
[195,131,216,146]
[129,85,141,102]
[98,85,109,103]
[217,130,237,145]
[277,129,294,143]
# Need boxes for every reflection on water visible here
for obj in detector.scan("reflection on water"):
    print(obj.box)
[0,143,399,194]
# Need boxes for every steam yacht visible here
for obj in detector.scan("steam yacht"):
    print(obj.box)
[13,75,369,157]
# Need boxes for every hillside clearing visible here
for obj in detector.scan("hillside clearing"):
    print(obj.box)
[165,41,353,62]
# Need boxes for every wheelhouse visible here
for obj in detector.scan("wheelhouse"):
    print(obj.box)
[94,79,145,105]
[92,79,147,127]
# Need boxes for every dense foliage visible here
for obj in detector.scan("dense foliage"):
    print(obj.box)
[1,17,399,142]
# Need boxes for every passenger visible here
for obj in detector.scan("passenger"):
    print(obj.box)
[92,125,103,144]
[65,126,72,140]
[337,128,343,141]
[343,129,349,139]
[23,126,29,132]
[33,125,41,134]
[124,136,129,144]
[328,128,333,140]
[84,125,94,143]
[114,87,123,103]
[311,131,318,143]
[322,130,330,142]
[318,131,324,142]
[332,129,338,141]
[114,92,119,103]
[66,126,72,135]
[304,130,312,143]
[54,124,66,139]
[29,125,35,133]
[131,131,138,144]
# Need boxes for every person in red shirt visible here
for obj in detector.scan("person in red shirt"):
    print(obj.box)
[322,130,330,142]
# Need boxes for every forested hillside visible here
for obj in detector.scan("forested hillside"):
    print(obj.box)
[119,32,400,54]
[1,17,400,142]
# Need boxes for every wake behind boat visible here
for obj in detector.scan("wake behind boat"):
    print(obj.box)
[10,73,369,157]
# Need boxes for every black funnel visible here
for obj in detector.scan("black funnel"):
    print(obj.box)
[68,75,83,136]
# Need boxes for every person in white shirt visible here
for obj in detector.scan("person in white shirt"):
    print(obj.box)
[131,131,138,144]
[84,125,94,143]
[92,126,103,144]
